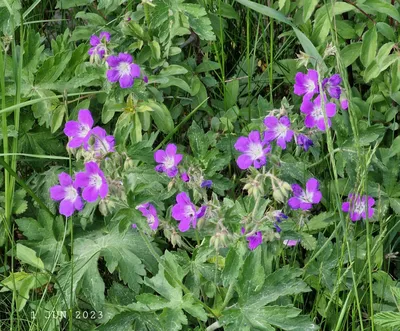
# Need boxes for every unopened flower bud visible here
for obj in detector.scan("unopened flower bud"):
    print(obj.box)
[296,51,310,68]
[124,157,134,170]
[170,231,182,248]
[273,189,285,203]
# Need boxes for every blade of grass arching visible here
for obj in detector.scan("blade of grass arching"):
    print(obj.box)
[155,98,209,150]
[0,153,69,160]
[0,91,101,115]
[234,0,325,69]
[269,15,273,104]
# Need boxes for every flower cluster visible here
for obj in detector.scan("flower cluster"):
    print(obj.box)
[50,109,113,216]
[88,32,147,89]
[294,69,348,131]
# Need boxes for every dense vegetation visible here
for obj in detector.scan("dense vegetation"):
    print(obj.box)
[0,0,400,330]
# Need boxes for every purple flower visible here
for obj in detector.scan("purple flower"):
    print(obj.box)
[300,95,336,131]
[342,194,375,222]
[49,173,84,217]
[201,180,212,188]
[91,126,115,156]
[88,32,110,59]
[75,162,108,202]
[106,53,141,89]
[263,116,294,149]
[171,192,207,232]
[154,144,183,178]
[296,134,314,151]
[288,178,322,211]
[63,109,94,149]
[137,203,159,230]
[274,224,282,233]
[341,98,349,110]
[143,76,148,83]
[234,131,271,170]
[273,210,288,223]
[294,69,319,100]
[246,232,263,250]
[181,172,190,182]
[322,74,342,99]
[283,239,299,247]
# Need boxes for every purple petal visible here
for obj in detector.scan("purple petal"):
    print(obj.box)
[59,199,75,217]
[99,182,108,199]
[328,86,341,99]
[176,192,191,205]
[119,74,134,89]
[342,202,350,212]
[64,121,80,137]
[280,116,290,126]
[196,206,207,218]
[306,178,319,192]
[130,63,141,78]
[75,172,90,187]
[316,118,327,131]
[234,137,249,152]
[165,167,178,177]
[326,103,336,117]
[329,74,341,86]
[312,191,322,204]
[107,69,120,83]
[106,55,120,68]
[237,154,253,170]
[50,185,65,201]
[118,53,132,63]
[264,116,278,128]
[300,99,314,115]
[172,204,186,221]
[68,137,84,148]
[78,109,93,128]
[165,144,177,156]
[99,31,111,42]
[300,202,313,210]
[82,186,99,203]
[181,172,189,182]
[341,99,349,110]
[248,131,261,143]
[178,219,191,232]
[154,150,166,163]
[74,196,84,211]
[59,173,73,186]
[291,184,303,197]
[90,35,100,47]
[288,197,301,209]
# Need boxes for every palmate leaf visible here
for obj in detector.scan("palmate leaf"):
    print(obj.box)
[57,227,159,311]
[374,312,400,328]
[221,250,318,330]
[128,251,207,331]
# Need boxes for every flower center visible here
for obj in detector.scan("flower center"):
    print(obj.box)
[95,138,110,154]
[147,214,155,227]
[65,186,78,201]
[78,124,90,138]
[300,190,314,203]
[247,142,264,161]
[89,174,103,189]
[352,199,365,215]
[184,205,196,218]
[311,106,324,120]
[118,62,131,76]
[275,123,288,138]
[305,79,315,93]
[163,156,175,169]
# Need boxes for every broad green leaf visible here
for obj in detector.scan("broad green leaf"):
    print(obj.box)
[50,104,66,133]
[149,40,161,60]
[148,101,174,134]
[181,4,216,41]
[159,76,192,94]
[374,312,400,328]
[16,243,44,270]
[222,243,246,287]
[360,27,377,67]
[0,272,49,311]
[196,60,220,73]
[303,0,319,23]
[340,42,362,67]
[160,65,188,76]
[377,22,396,41]
[311,2,354,45]
[364,0,400,23]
